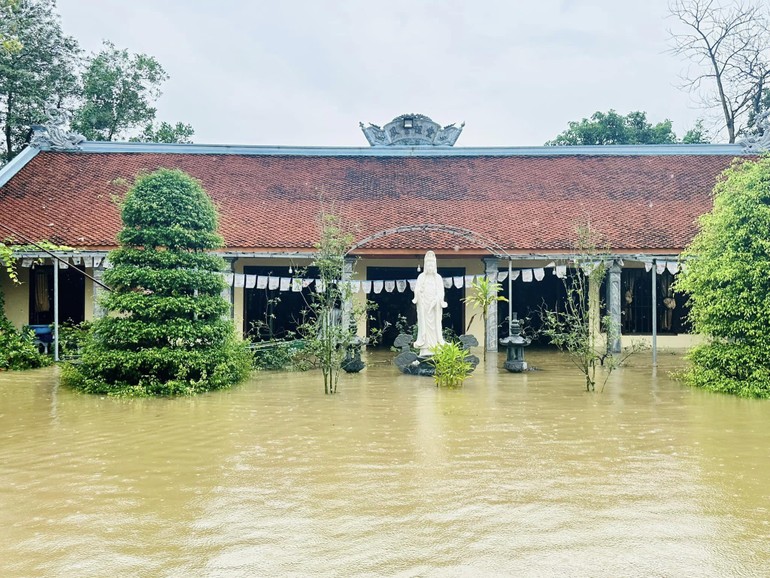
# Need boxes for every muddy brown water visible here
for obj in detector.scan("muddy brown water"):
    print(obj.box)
[1,350,769,577]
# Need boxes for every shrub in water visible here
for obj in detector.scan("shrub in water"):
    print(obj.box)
[430,341,473,388]
[62,168,251,396]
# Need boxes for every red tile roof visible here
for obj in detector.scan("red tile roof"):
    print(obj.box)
[0,149,740,255]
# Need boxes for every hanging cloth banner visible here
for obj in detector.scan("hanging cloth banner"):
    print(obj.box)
[83,256,93,268]
[268,276,279,290]
[443,277,452,289]
[510,270,520,281]
[348,280,360,293]
[408,279,417,292]
[373,280,384,294]
[315,279,325,293]
[384,280,396,293]
[464,275,474,286]
[645,262,653,272]
[656,261,666,275]
[245,275,256,289]
[234,274,245,288]
[21,258,33,268]
[554,265,567,279]
[453,276,464,289]
[497,271,508,282]
[522,269,533,283]
[256,275,267,289]
[396,279,407,293]
[290,278,301,292]
[302,278,313,288]
[58,259,69,269]
[362,280,372,294]
[72,256,82,265]
[277,277,288,292]
[93,257,102,269]
[223,273,234,287]
[534,268,545,281]
[666,261,679,275]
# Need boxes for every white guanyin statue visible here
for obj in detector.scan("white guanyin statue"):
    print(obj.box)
[412,250,447,356]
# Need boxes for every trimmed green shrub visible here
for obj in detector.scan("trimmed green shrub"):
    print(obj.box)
[62,168,251,396]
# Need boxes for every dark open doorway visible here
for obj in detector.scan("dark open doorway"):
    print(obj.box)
[28,264,85,325]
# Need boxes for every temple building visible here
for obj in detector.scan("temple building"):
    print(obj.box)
[1,112,766,355]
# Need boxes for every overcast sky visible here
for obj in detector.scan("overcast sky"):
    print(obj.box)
[56,0,711,147]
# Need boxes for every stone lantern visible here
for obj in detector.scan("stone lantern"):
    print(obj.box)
[499,314,530,373]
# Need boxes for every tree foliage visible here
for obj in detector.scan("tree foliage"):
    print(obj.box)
[668,0,770,143]
[538,226,642,391]
[72,41,168,141]
[297,213,360,395]
[0,0,80,162]
[546,110,706,145]
[675,156,770,398]
[130,121,195,144]
[0,1,193,163]
[62,168,251,396]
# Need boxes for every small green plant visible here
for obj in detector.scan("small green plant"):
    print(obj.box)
[430,341,473,388]
[463,275,507,360]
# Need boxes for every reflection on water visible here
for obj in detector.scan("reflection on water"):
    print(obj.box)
[1,350,769,577]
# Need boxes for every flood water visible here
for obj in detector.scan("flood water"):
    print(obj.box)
[1,349,770,577]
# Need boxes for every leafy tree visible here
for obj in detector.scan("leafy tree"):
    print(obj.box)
[681,119,711,144]
[0,0,80,162]
[668,0,770,143]
[61,168,252,396]
[297,213,360,395]
[72,41,168,141]
[539,226,642,391]
[130,120,194,144]
[462,275,507,360]
[546,110,680,145]
[676,156,770,398]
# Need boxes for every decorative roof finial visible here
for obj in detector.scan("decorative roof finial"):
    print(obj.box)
[360,114,464,147]
[30,108,86,151]
[739,110,770,153]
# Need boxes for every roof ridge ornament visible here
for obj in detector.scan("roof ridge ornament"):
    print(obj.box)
[360,113,464,147]
[738,110,770,153]
[30,108,86,151]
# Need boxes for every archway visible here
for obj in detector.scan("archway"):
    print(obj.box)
[347,224,512,349]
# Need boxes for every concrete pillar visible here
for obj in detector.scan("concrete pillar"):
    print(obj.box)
[342,256,356,333]
[92,265,106,319]
[606,261,622,354]
[482,257,499,352]
[222,257,237,320]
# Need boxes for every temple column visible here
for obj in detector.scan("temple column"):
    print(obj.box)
[92,264,106,319]
[483,257,499,353]
[606,260,622,354]
[222,257,236,320]
[342,256,356,333]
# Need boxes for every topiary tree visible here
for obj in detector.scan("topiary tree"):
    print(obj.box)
[676,156,770,398]
[62,168,251,396]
